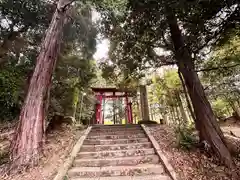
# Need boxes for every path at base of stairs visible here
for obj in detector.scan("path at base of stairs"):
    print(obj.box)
[67,125,171,180]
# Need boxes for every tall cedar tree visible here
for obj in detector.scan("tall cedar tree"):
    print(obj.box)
[10,0,74,168]
[165,6,234,168]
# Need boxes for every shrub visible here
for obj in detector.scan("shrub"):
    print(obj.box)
[175,127,197,150]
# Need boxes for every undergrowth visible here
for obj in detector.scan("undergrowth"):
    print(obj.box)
[175,126,197,150]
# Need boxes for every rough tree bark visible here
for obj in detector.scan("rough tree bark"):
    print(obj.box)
[165,7,234,168]
[10,0,73,168]
[178,71,204,141]
[178,71,196,121]
[176,92,188,126]
[72,86,80,119]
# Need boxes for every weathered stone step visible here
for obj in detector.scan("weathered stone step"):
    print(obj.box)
[91,126,142,130]
[73,155,159,167]
[81,142,153,152]
[70,174,171,180]
[87,134,146,140]
[68,164,165,178]
[90,129,143,133]
[84,138,149,145]
[92,125,141,128]
[77,148,155,159]
[89,130,144,136]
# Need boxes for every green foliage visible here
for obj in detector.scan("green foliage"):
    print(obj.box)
[151,69,182,111]
[0,0,53,60]
[202,31,240,86]
[0,65,26,120]
[95,0,239,76]
[51,56,97,120]
[163,70,181,91]
[175,127,197,150]
[201,29,240,117]
[212,98,231,119]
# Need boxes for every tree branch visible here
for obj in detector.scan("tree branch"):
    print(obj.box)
[195,64,240,72]
[57,0,75,12]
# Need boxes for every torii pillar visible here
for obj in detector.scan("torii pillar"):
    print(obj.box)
[139,85,150,121]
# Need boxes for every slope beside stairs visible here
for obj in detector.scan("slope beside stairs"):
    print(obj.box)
[66,124,174,180]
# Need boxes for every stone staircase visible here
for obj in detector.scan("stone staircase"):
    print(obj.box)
[67,125,171,180]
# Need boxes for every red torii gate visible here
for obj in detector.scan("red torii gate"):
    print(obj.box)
[92,87,133,124]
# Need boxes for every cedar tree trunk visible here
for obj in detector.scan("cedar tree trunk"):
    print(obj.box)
[165,7,234,168]
[176,93,188,126]
[10,0,73,168]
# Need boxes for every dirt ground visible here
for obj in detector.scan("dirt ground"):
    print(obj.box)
[148,125,240,180]
[0,125,85,180]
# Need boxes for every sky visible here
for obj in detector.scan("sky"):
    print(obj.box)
[92,9,110,62]
[93,38,110,61]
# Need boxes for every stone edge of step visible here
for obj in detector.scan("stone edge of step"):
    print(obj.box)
[87,133,146,138]
[53,126,92,180]
[81,142,152,148]
[141,124,181,180]
[77,148,155,156]
[70,174,171,180]
[92,124,141,127]
[84,137,149,142]
[88,131,144,136]
[73,154,159,163]
[68,164,165,177]
[80,142,153,152]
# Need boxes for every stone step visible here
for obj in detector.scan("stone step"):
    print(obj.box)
[89,130,144,136]
[70,175,171,180]
[91,126,142,130]
[80,142,153,152]
[77,148,155,159]
[84,138,149,145]
[92,124,141,128]
[73,155,159,167]
[68,164,165,178]
[90,129,143,133]
[92,126,141,130]
[87,134,146,140]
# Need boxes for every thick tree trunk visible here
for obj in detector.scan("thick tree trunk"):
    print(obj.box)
[178,71,196,121]
[72,86,80,119]
[10,0,72,168]
[165,8,234,168]
[178,71,204,140]
[176,93,188,126]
